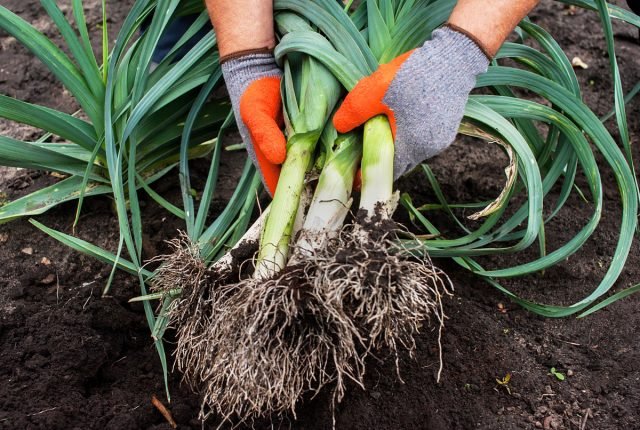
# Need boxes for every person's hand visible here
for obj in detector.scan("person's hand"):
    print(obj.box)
[221,51,285,195]
[333,26,490,179]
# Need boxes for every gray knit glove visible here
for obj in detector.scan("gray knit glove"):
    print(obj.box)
[333,26,490,179]
[221,52,284,195]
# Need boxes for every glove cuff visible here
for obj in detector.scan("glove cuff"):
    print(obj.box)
[221,53,282,101]
[424,26,490,77]
[443,23,494,61]
[219,47,273,64]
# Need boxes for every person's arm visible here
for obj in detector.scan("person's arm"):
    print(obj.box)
[204,0,285,195]
[334,1,540,179]
[448,0,540,58]
[205,0,276,58]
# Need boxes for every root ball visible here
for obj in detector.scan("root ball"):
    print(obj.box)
[198,271,365,422]
[302,222,453,370]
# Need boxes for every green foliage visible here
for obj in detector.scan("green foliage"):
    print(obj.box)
[0,4,229,226]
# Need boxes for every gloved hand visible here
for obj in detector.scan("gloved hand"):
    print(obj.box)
[333,26,490,180]
[221,51,285,195]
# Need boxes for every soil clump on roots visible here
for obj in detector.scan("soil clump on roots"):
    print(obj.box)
[196,274,364,423]
[152,235,366,423]
[306,216,453,374]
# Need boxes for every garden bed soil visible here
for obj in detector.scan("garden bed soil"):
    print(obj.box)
[1,1,640,429]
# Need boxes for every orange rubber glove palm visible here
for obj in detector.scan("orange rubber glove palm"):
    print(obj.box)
[221,51,286,195]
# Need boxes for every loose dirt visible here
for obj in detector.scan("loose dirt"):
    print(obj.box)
[1,1,639,429]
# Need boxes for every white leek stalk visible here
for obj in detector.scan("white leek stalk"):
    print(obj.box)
[359,115,395,217]
[295,132,361,257]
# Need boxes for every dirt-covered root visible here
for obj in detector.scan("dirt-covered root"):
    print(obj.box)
[149,234,258,390]
[305,223,453,373]
[196,270,366,423]
[148,235,220,388]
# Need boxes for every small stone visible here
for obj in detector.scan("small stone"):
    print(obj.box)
[567,369,574,377]
[40,257,52,266]
[370,391,381,400]
[21,247,33,255]
[535,422,542,428]
[0,233,8,243]
[571,56,589,69]
[544,385,554,395]
[40,274,56,285]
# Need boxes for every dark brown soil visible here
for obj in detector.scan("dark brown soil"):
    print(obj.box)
[1,1,640,429]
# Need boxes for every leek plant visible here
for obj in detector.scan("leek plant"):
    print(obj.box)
[153,12,369,421]
[0,3,231,224]
[253,53,342,278]
[293,125,361,257]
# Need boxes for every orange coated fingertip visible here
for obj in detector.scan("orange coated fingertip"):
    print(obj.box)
[333,74,386,133]
[252,142,282,196]
[262,163,280,196]
[333,50,413,135]
[253,123,286,164]
[353,168,362,192]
